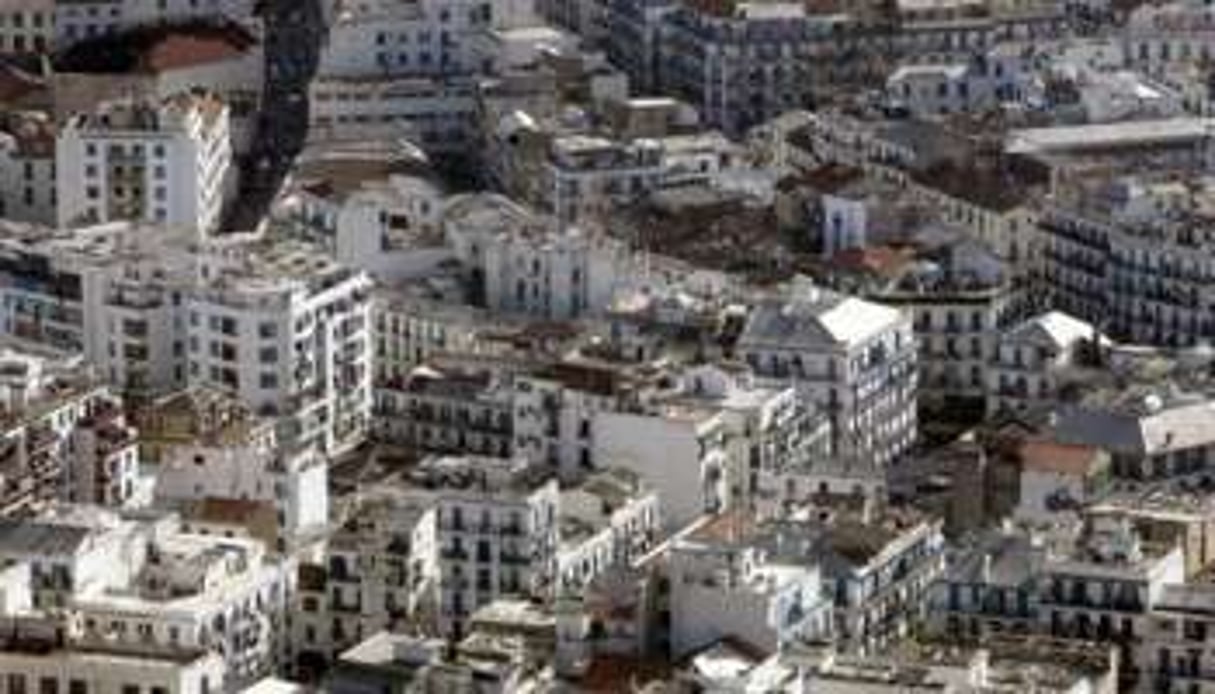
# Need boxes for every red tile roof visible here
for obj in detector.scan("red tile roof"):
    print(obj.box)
[1019,440,1104,476]
[142,34,248,72]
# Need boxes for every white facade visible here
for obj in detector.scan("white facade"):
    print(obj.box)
[318,0,534,79]
[142,389,330,550]
[0,0,54,53]
[0,506,292,687]
[56,92,234,234]
[738,287,918,467]
[54,0,261,47]
[0,118,57,225]
[556,469,661,590]
[445,194,641,320]
[0,223,374,455]
[667,517,833,659]
[986,310,1099,416]
[307,76,475,153]
[0,634,226,694]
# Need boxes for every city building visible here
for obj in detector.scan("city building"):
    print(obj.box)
[737,285,918,466]
[0,112,57,225]
[0,505,293,686]
[135,387,330,553]
[986,310,1101,417]
[55,91,234,234]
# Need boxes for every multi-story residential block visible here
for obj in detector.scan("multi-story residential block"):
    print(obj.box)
[55,91,234,234]
[1040,176,1215,347]
[373,367,513,457]
[0,505,293,686]
[317,0,533,79]
[737,286,918,466]
[0,112,57,225]
[0,0,53,53]
[986,310,1100,417]
[871,244,1023,415]
[1124,0,1215,76]
[307,76,477,154]
[53,0,261,48]
[604,0,675,93]
[0,342,143,516]
[932,530,1042,641]
[298,455,558,645]
[0,616,226,694]
[652,1,877,135]
[135,387,330,553]
[597,364,827,526]
[185,241,373,454]
[53,23,265,156]
[293,489,436,673]
[808,496,946,655]
[372,293,502,380]
[512,362,626,480]
[556,468,661,590]
[445,193,641,320]
[0,223,374,454]
[1040,515,1185,691]
[665,511,834,659]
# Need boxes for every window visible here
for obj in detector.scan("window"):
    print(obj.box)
[153,145,165,158]
[68,682,86,694]
[154,165,165,179]
[259,346,278,363]
[121,686,139,694]
[259,321,277,339]
[39,679,57,694]
[8,675,27,694]
[259,372,277,389]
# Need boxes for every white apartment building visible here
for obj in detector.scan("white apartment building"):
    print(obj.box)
[0,0,54,53]
[511,362,625,479]
[1124,0,1215,76]
[0,223,374,454]
[373,367,514,457]
[1041,516,1185,689]
[545,135,663,224]
[54,0,261,47]
[0,619,226,694]
[987,310,1099,417]
[737,286,918,467]
[307,76,476,153]
[444,193,641,320]
[666,513,834,659]
[0,114,57,225]
[422,456,560,638]
[187,242,373,453]
[293,489,437,672]
[556,468,661,590]
[0,342,144,516]
[56,91,233,234]
[874,247,1023,414]
[296,455,559,649]
[318,0,534,79]
[596,364,828,527]
[0,505,293,686]
[275,141,450,283]
[137,388,330,552]
[1040,177,1215,348]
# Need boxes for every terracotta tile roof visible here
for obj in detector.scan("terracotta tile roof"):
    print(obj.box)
[830,245,916,278]
[1019,440,1104,476]
[143,34,248,72]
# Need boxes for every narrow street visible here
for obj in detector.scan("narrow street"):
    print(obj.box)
[222,0,325,231]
